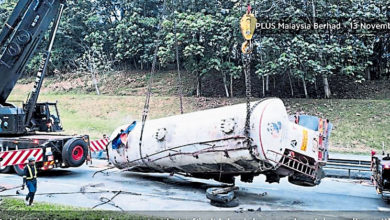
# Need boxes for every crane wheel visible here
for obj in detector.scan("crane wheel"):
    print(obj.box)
[62,138,88,167]
[13,163,26,176]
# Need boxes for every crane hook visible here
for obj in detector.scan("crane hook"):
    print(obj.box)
[240,4,257,54]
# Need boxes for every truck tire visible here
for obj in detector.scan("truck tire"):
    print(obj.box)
[0,166,12,173]
[62,138,88,167]
[210,198,240,208]
[288,173,317,187]
[206,187,235,203]
[13,164,26,176]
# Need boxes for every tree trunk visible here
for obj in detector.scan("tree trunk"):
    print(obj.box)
[174,15,184,114]
[273,76,276,89]
[230,74,233,98]
[222,72,230,98]
[262,75,265,97]
[366,67,371,80]
[133,59,138,70]
[287,70,294,97]
[323,75,331,98]
[196,73,201,97]
[88,52,100,95]
[92,76,100,95]
[265,75,269,92]
[302,77,308,98]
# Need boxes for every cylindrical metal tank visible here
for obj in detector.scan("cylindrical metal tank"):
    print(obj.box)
[108,98,325,185]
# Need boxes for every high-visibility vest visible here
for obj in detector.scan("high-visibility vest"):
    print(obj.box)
[26,164,37,180]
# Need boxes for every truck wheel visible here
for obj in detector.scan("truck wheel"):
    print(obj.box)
[62,138,88,167]
[0,166,12,173]
[13,164,26,176]
[288,174,316,187]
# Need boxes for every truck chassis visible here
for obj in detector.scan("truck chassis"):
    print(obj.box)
[0,134,90,175]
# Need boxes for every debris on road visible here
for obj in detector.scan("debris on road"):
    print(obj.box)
[210,186,239,195]
[80,183,105,193]
[98,195,124,211]
[259,192,268,197]
[0,184,22,193]
[206,187,240,208]
[92,191,122,210]
[92,167,116,178]
[235,208,244,213]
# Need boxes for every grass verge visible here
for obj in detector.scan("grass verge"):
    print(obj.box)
[284,98,390,154]
[0,197,151,219]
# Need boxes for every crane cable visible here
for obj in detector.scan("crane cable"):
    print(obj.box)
[240,3,273,171]
[240,2,257,153]
[138,0,168,168]
[172,0,184,114]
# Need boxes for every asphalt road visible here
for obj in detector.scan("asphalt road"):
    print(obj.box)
[1,160,389,219]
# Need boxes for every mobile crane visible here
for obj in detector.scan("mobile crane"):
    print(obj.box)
[0,0,90,175]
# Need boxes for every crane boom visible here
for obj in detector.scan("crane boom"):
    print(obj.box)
[24,3,64,128]
[0,0,32,48]
[0,0,65,135]
[0,0,64,104]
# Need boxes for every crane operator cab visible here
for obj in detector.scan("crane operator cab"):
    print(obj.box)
[0,103,25,135]
[26,102,63,132]
[0,102,63,135]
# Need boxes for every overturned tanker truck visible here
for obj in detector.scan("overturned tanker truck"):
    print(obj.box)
[108,98,332,187]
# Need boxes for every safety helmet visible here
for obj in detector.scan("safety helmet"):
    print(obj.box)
[28,156,36,162]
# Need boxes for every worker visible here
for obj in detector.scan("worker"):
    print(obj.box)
[96,134,108,159]
[21,156,38,206]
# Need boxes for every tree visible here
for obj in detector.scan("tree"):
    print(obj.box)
[1,0,388,98]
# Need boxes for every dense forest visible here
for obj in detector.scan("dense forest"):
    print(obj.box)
[0,0,389,98]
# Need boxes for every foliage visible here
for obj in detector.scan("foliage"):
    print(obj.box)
[0,0,389,97]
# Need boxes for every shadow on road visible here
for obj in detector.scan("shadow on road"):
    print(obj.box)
[38,169,79,177]
[121,172,228,190]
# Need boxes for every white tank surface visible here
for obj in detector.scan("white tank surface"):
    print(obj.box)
[108,98,330,186]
